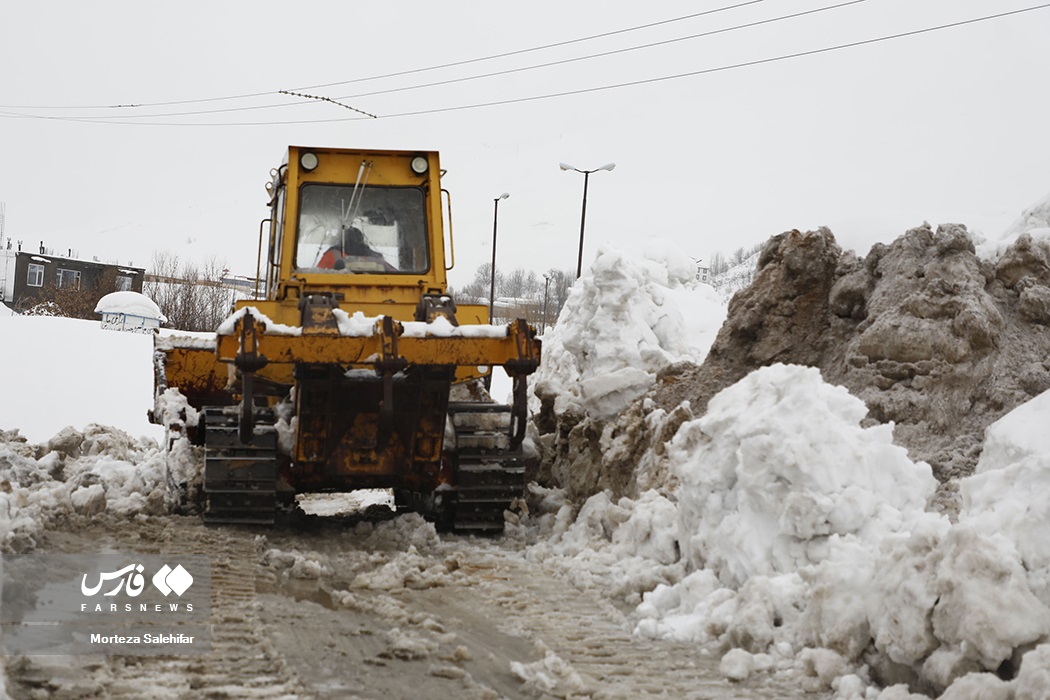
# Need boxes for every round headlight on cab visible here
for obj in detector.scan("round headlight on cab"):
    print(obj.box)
[300,152,319,171]
[410,156,429,174]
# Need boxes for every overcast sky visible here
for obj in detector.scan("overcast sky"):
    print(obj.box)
[1,0,1047,287]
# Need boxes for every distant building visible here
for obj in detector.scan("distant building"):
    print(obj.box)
[1,248,145,314]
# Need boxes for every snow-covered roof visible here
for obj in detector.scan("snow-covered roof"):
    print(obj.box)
[94,291,166,322]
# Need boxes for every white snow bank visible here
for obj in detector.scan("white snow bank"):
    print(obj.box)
[0,315,164,443]
[972,387,1050,474]
[975,190,1050,261]
[93,291,165,322]
[533,239,726,419]
[960,387,1050,606]
[673,363,937,587]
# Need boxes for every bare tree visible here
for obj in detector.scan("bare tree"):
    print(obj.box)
[448,262,575,328]
[145,251,237,331]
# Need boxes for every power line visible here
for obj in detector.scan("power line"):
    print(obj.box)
[295,0,771,92]
[13,0,859,122]
[3,2,1047,127]
[330,0,867,102]
[353,2,1050,120]
[0,0,769,111]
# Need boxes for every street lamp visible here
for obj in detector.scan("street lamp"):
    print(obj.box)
[560,161,615,278]
[488,192,510,325]
[541,272,552,334]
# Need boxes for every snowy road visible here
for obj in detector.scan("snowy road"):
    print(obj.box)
[6,512,828,699]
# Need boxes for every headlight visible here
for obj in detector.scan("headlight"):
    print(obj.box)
[300,152,319,171]
[410,156,428,174]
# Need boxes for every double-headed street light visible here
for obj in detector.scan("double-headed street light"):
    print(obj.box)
[488,192,510,325]
[560,161,615,278]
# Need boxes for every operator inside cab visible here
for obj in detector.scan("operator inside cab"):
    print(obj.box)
[317,226,396,271]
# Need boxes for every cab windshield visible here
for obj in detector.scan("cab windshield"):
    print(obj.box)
[295,184,429,274]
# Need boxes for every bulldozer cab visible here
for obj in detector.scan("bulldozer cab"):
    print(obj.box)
[263,148,449,307]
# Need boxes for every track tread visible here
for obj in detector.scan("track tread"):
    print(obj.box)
[203,407,278,525]
[448,401,526,534]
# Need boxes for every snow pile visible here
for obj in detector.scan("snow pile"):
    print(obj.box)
[510,645,589,697]
[534,240,725,420]
[524,489,684,603]
[960,388,1050,606]
[527,363,1050,695]
[671,364,936,587]
[976,190,1050,261]
[0,425,167,553]
[529,239,728,503]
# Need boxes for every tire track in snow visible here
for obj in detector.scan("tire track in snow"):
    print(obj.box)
[102,523,306,699]
[460,542,822,699]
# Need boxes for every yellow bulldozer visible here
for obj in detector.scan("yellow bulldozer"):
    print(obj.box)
[152,146,541,531]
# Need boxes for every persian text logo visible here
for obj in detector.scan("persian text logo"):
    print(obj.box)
[81,564,194,598]
[81,564,146,597]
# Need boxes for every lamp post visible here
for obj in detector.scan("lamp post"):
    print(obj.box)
[542,272,552,334]
[488,192,510,325]
[560,161,615,278]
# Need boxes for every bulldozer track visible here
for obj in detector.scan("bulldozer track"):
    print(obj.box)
[203,407,279,526]
[447,401,526,534]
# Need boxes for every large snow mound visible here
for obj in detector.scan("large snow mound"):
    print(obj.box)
[528,359,1050,695]
[671,363,937,588]
[960,391,1050,607]
[534,240,725,419]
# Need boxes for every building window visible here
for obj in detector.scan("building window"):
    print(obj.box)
[116,275,133,291]
[27,264,44,287]
[57,268,81,290]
